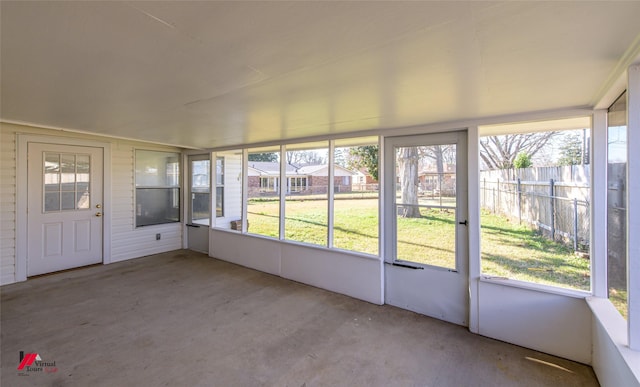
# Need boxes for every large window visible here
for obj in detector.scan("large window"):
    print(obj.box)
[247,146,281,238]
[284,142,329,246]
[135,150,180,227]
[479,120,592,291]
[607,91,627,319]
[333,137,379,255]
[212,138,380,257]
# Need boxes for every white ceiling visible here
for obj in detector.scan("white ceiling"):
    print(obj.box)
[2,1,640,149]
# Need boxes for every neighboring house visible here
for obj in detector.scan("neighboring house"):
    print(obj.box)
[247,162,355,196]
[418,164,456,196]
[352,168,379,191]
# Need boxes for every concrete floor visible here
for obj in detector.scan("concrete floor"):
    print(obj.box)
[1,250,599,386]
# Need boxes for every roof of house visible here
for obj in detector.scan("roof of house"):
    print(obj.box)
[247,162,355,177]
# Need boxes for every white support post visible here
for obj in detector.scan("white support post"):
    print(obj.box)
[212,152,218,229]
[279,145,286,241]
[241,149,248,234]
[592,110,608,298]
[628,63,640,350]
[378,136,385,304]
[328,140,335,248]
[467,126,481,334]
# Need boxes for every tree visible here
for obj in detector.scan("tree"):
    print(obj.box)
[347,145,379,181]
[513,152,532,169]
[286,150,326,166]
[420,145,453,192]
[480,132,558,170]
[248,152,278,162]
[397,147,421,218]
[557,133,583,166]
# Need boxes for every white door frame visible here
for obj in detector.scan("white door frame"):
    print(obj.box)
[383,130,469,325]
[16,134,112,281]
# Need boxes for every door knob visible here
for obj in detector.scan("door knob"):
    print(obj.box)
[96,204,102,208]
[95,212,102,217]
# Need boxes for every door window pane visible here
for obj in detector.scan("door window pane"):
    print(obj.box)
[61,192,76,210]
[43,152,91,212]
[45,192,60,212]
[395,145,457,269]
[191,159,210,225]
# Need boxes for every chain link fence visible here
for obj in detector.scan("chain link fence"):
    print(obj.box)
[480,175,590,253]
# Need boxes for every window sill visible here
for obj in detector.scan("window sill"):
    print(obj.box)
[586,296,640,382]
[209,227,381,262]
[479,275,591,299]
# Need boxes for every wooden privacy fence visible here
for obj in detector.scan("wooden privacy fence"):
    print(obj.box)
[480,173,590,253]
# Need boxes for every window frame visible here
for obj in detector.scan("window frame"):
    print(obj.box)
[134,149,181,228]
[216,157,224,217]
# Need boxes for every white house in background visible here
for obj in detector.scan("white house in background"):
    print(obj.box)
[247,162,355,196]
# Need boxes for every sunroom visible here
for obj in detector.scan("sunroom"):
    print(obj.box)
[1,2,639,385]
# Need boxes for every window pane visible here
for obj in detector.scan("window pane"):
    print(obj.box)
[216,157,224,186]
[77,192,90,209]
[247,147,280,238]
[45,192,60,212]
[136,188,180,226]
[333,138,379,255]
[60,154,76,192]
[284,142,328,246]
[395,145,457,269]
[479,123,591,291]
[135,150,181,227]
[43,152,91,212]
[44,153,60,192]
[135,150,180,187]
[216,156,225,218]
[214,150,243,231]
[608,91,627,319]
[191,159,210,225]
[216,187,224,218]
[61,192,75,210]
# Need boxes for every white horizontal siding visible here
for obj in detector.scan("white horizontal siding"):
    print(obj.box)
[0,128,17,284]
[109,142,183,262]
[0,122,184,283]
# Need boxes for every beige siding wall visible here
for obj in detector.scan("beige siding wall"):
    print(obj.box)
[0,122,184,285]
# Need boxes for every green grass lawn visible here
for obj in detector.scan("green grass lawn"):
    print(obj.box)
[246,198,591,291]
[480,209,590,291]
[609,287,628,319]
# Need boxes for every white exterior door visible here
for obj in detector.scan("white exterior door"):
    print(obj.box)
[187,154,210,254]
[27,143,104,276]
[384,131,469,326]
